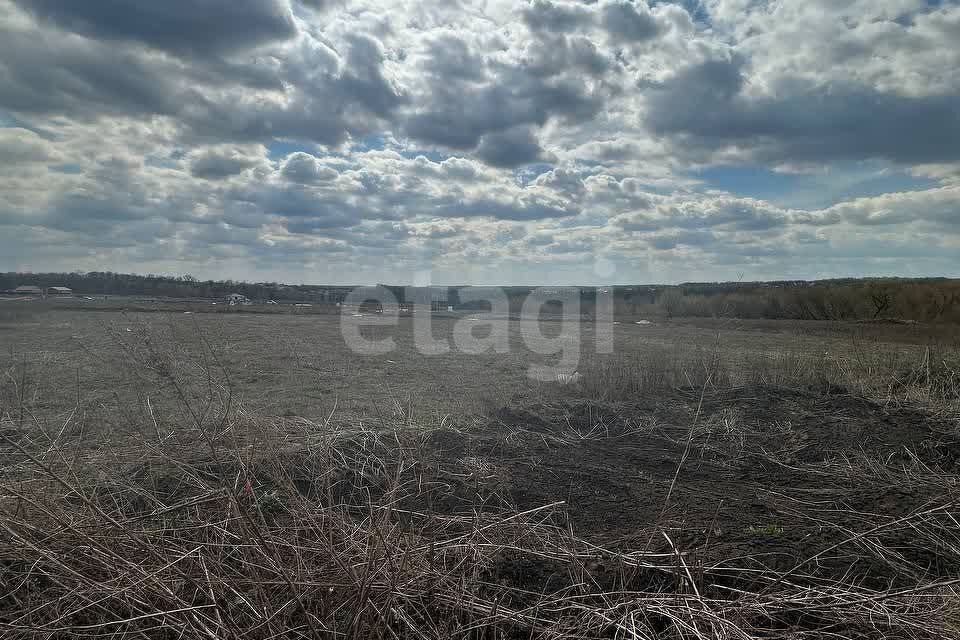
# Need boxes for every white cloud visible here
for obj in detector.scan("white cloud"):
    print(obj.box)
[0,0,958,283]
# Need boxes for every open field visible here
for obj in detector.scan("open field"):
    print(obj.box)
[1,308,959,638]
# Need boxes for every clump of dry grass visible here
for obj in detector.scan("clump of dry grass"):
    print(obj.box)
[577,337,960,415]
[577,343,733,400]
[2,414,959,639]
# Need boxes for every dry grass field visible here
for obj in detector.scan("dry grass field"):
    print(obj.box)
[1,307,959,638]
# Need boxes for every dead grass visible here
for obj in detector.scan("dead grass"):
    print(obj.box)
[1,320,959,638]
[0,306,38,327]
[577,337,960,416]
[3,421,959,638]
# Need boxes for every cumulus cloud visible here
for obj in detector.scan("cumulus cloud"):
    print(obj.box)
[296,0,341,11]
[11,0,297,57]
[189,146,265,180]
[645,55,960,165]
[475,127,551,168]
[402,23,617,154]
[0,127,60,163]
[0,5,404,149]
[817,186,960,230]
[280,152,339,183]
[1,0,959,282]
[521,0,595,33]
[600,0,662,43]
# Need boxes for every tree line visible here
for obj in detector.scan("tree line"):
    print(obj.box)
[4,272,959,323]
[0,272,345,303]
[649,279,960,323]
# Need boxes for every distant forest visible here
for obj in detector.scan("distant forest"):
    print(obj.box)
[0,271,332,303]
[3,272,960,323]
[649,278,960,324]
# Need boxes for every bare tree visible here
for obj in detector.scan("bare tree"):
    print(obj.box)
[869,282,893,319]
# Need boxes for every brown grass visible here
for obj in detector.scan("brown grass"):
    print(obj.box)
[577,337,960,414]
[1,320,959,639]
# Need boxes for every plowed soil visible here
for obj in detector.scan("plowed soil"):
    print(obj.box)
[421,387,960,584]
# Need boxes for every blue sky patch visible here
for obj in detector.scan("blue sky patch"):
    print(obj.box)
[400,148,448,163]
[351,133,388,152]
[515,163,555,186]
[694,163,938,210]
[267,139,323,161]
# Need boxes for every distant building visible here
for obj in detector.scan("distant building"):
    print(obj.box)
[14,285,43,295]
[403,286,451,312]
[430,288,449,312]
[47,286,73,296]
[226,293,250,305]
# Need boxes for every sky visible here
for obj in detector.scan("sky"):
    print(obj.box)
[0,0,959,285]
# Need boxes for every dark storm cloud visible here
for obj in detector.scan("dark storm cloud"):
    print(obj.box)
[189,150,260,180]
[12,0,297,57]
[521,0,595,33]
[600,0,662,43]
[646,56,960,165]
[37,187,189,238]
[0,15,405,149]
[0,11,292,125]
[404,34,610,152]
[179,35,405,146]
[0,25,186,118]
[296,0,340,10]
[475,127,550,168]
[419,35,487,83]
[252,184,360,226]
[335,34,408,119]
[523,34,613,78]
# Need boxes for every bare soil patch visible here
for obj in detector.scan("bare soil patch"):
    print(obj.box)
[421,388,960,586]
